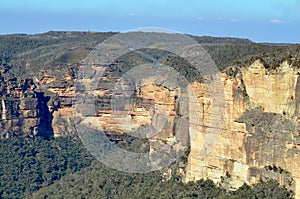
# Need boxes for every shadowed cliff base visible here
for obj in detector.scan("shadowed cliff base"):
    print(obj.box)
[36,92,54,139]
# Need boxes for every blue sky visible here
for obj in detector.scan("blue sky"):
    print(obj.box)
[0,0,299,43]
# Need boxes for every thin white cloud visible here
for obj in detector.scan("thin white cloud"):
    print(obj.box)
[129,12,136,16]
[215,17,240,23]
[270,19,290,24]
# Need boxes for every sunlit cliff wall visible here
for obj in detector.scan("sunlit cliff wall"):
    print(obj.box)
[185,60,300,198]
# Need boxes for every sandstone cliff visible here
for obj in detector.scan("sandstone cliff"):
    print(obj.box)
[185,60,300,198]
[0,64,53,138]
[70,59,300,197]
[1,56,299,197]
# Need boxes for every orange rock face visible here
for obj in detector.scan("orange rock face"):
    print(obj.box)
[46,61,300,197]
[185,60,300,198]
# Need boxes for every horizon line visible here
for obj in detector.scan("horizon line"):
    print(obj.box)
[0,30,298,45]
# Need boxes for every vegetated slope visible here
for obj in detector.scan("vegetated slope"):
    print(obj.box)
[232,44,300,70]
[1,31,298,90]
[30,158,293,199]
[0,31,291,78]
[0,135,293,199]
[0,136,94,198]
[0,31,117,78]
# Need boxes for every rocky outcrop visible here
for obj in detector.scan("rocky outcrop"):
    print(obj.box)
[185,60,300,198]
[0,63,74,138]
[33,69,76,137]
[0,65,44,138]
[1,56,300,197]
[32,59,300,197]
[75,63,191,149]
[72,59,300,197]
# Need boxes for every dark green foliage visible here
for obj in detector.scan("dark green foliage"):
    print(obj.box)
[229,180,294,199]
[1,31,298,83]
[0,135,293,199]
[232,44,300,71]
[105,131,150,153]
[30,160,293,199]
[0,31,117,78]
[203,43,277,70]
[164,55,203,82]
[30,160,227,199]
[190,35,253,44]
[0,136,94,198]
[0,31,116,59]
[250,179,294,199]
[96,48,203,85]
